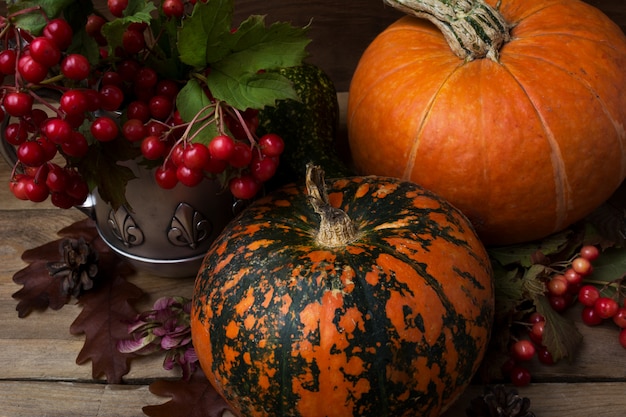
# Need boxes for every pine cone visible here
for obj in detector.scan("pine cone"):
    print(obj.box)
[47,237,99,298]
[466,385,535,417]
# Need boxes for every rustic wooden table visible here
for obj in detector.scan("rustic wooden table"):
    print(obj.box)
[2,92,626,415]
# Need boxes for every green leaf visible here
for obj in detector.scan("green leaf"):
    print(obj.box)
[534,296,583,363]
[178,0,234,67]
[492,263,525,316]
[207,70,299,110]
[176,80,219,144]
[225,17,311,74]
[9,0,76,33]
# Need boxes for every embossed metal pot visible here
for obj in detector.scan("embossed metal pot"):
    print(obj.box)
[1,132,235,278]
[87,160,236,277]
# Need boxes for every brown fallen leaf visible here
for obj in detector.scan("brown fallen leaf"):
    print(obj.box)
[70,266,144,384]
[12,219,102,317]
[143,368,234,417]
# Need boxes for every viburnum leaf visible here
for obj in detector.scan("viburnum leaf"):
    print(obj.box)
[9,0,75,33]
[178,0,234,67]
[143,368,234,417]
[207,69,301,110]
[69,267,144,384]
[533,296,583,363]
[176,79,219,143]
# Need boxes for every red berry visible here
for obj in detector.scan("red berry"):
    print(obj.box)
[135,67,158,89]
[126,101,151,123]
[162,0,185,18]
[547,274,569,296]
[613,307,626,329]
[0,49,17,75]
[229,174,260,200]
[578,285,600,307]
[564,268,583,286]
[509,365,531,387]
[29,37,61,67]
[511,339,536,362]
[176,165,204,187]
[90,116,119,142]
[108,0,129,17]
[24,177,50,202]
[61,54,90,81]
[122,29,146,54]
[60,89,88,116]
[209,134,235,160]
[581,306,604,326]
[228,141,253,168]
[4,122,28,145]
[571,256,593,276]
[18,55,48,83]
[42,118,72,144]
[250,154,279,182]
[141,135,166,160]
[594,297,619,319]
[10,174,30,200]
[3,91,34,117]
[149,95,173,120]
[43,19,73,50]
[99,84,125,111]
[529,320,545,345]
[17,141,46,166]
[537,346,554,365]
[183,143,211,170]
[579,245,600,262]
[122,118,147,142]
[45,164,68,192]
[62,131,89,158]
[155,164,178,189]
[259,133,285,157]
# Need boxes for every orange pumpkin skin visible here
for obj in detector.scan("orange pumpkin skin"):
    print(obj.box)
[191,172,493,417]
[347,0,626,245]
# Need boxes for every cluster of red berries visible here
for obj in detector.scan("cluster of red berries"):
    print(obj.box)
[502,244,626,387]
[1,0,286,207]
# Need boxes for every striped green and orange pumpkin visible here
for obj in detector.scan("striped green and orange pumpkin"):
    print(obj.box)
[191,165,494,417]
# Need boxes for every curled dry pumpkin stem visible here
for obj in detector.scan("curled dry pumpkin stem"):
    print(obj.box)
[383,0,511,61]
[306,163,359,248]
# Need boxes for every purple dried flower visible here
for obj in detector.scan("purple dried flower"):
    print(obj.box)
[116,296,198,380]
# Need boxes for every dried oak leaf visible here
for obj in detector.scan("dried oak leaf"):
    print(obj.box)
[69,261,144,384]
[143,368,234,417]
[12,219,101,318]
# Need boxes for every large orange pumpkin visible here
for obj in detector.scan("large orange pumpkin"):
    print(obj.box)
[347,0,626,245]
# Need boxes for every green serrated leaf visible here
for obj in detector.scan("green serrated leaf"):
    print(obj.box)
[9,0,76,33]
[493,263,525,316]
[534,296,583,362]
[176,80,219,143]
[226,18,311,74]
[207,71,299,110]
[178,0,234,67]
[488,229,573,268]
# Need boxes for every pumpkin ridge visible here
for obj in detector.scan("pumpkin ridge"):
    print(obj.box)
[401,61,465,179]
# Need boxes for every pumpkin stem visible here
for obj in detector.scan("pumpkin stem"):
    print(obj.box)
[383,0,510,61]
[306,164,359,248]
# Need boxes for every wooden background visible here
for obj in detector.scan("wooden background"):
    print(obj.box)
[2,0,625,90]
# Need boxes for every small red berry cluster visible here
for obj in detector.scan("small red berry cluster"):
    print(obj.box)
[502,244,626,387]
[1,0,285,206]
